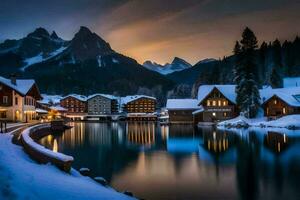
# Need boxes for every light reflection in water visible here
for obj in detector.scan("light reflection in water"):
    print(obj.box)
[38,122,300,200]
[53,139,58,152]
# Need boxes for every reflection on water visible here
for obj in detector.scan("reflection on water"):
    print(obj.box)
[264,132,288,153]
[38,122,300,200]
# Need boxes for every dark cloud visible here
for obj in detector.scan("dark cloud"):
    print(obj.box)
[1,0,300,64]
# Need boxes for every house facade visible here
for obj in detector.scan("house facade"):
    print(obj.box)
[0,76,42,122]
[166,99,200,124]
[261,87,300,119]
[87,94,118,115]
[122,95,156,113]
[194,85,238,123]
[60,94,87,118]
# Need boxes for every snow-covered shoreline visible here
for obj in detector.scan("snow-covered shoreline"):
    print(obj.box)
[0,131,135,200]
[217,114,300,130]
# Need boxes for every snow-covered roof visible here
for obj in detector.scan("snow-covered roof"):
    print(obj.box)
[283,77,300,88]
[0,76,36,96]
[192,107,204,115]
[197,85,237,104]
[50,105,68,112]
[38,94,63,105]
[260,87,300,107]
[166,99,200,110]
[61,94,87,102]
[121,95,156,105]
[87,93,118,101]
[35,108,48,114]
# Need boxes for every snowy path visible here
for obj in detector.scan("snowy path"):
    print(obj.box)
[0,131,135,200]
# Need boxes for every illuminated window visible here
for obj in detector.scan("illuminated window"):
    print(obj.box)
[207,100,210,106]
[223,101,227,106]
[274,100,277,105]
[283,107,286,114]
[223,112,227,117]
[218,100,221,106]
[212,101,216,106]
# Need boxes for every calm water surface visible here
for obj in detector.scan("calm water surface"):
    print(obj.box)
[39,122,300,200]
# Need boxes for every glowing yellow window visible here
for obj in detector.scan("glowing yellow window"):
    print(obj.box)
[274,100,277,105]
[212,101,216,106]
[218,100,221,106]
[223,101,227,106]
[283,107,286,114]
[207,100,211,106]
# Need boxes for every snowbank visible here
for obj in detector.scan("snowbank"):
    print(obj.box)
[260,115,300,129]
[21,124,73,162]
[218,115,300,129]
[0,133,135,200]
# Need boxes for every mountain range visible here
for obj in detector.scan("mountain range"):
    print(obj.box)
[1,26,300,102]
[0,27,174,96]
[143,57,192,75]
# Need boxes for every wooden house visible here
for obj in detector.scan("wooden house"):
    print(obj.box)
[194,85,238,123]
[261,87,300,119]
[60,94,87,119]
[121,95,156,113]
[166,99,201,124]
[0,75,42,122]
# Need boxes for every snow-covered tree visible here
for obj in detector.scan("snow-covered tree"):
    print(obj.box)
[235,27,261,118]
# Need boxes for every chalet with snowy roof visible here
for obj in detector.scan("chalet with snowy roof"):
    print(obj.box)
[166,99,201,124]
[194,85,238,123]
[0,75,42,122]
[260,87,300,119]
[60,94,87,119]
[87,94,118,116]
[283,77,300,88]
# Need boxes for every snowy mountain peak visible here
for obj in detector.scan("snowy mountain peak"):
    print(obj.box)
[143,57,192,75]
[171,57,192,67]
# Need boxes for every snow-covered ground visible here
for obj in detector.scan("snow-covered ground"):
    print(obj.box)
[218,114,300,129]
[0,133,135,200]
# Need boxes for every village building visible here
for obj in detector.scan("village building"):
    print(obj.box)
[121,95,156,113]
[60,94,87,119]
[166,99,201,124]
[121,95,157,121]
[0,75,42,122]
[86,94,118,116]
[261,87,300,119]
[194,85,238,123]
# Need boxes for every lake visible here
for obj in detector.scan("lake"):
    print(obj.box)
[38,122,300,200]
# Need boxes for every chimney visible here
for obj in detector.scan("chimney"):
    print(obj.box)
[10,74,17,85]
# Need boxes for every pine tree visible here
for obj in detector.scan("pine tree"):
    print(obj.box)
[272,39,282,69]
[235,27,261,118]
[270,67,282,88]
[233,41,243,83]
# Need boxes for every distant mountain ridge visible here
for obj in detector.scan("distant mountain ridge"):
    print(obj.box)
[0,26,174,98]
[143,57,192,75]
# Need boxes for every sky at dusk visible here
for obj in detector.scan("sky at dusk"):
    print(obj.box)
[1,0,300,65]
